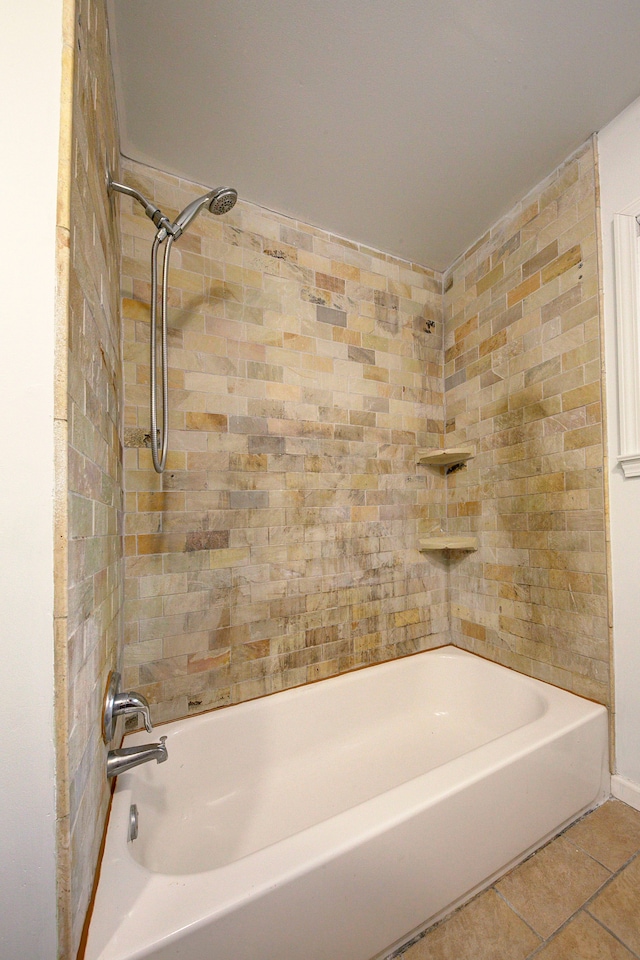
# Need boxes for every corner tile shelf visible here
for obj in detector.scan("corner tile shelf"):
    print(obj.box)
[417,448,474,467]
[419,536,478,551]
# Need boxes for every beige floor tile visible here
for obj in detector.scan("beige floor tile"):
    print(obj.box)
[495,835,611,938]
[565,800,640,871]
[589,853,640,955]
[399,889,540,960]
[533,911,636,959]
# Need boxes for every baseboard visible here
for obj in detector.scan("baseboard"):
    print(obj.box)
[611,774,640,812]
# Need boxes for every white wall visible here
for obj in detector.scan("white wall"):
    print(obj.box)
[0,0,62,955]
[599,96,640,795]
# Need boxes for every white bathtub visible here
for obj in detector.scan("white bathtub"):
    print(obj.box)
[85,646,609,960]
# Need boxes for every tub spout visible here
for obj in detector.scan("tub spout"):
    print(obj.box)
[107,736,168,779]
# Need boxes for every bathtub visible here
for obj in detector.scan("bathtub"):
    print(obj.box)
[85,646,609,960]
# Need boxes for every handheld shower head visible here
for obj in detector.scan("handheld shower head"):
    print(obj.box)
[108,176,238,475]
[172,186,238,238]
[208,187,238,216]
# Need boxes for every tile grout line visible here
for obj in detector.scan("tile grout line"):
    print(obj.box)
[575,848,640,911]
[520,848,640,958]
[492,804,640,936]
[569,831,640,874]
[581,849,640,959]
[524,912,579,959]
[386,806,640,959]
[586,911,640,960]
[492,885,545,945]
[490,829,616,942]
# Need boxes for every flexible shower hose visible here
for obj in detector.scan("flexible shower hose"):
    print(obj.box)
[149,231,172,473]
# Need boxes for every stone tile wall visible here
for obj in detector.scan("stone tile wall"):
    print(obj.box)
[120,157,447,722]
[55,0,123,954]
[443,139,609,704]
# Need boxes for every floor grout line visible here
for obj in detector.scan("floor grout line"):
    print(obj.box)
[387,804,640,960]
[586,910,640,960]
[522,848,640,958]
[489,832,614,941]
[525,913,577,959]
[572,848,640,912]
[492,886,544,943]
[514,846,640,959]
[567,827,640,874]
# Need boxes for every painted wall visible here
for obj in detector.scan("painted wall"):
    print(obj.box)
[0,0,62,956]
[443,140,610,705]
[119,158,447,722]
[598,95,640,789]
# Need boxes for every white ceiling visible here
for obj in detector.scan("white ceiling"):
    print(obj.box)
[108,0,640,271]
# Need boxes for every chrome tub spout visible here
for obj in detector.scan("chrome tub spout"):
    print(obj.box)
[107,736,168,779]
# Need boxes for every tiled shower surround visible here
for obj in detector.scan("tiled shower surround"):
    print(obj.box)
[120,138,610,722]
[120,158,448,721]
[444,140,609,703]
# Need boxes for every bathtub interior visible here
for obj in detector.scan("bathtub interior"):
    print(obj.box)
[126,647,548,874]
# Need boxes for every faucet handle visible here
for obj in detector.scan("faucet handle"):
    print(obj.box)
[113,690,153,734]
[103,671,153,742]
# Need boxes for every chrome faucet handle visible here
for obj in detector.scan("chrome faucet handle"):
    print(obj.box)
[103,671,153,743]
[112,690,153,734]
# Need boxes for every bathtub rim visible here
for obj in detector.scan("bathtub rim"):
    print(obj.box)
[135,642,609,734]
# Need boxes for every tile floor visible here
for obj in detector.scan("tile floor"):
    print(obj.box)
[390,799,640,959]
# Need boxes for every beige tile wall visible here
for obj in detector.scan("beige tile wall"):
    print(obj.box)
[55,0,123,954]
[119,157,447,722]
[119,140,610,720]
[443,139,609,704]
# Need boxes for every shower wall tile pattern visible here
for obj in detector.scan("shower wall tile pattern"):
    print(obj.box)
[56,0,123,953]
[443,140,609,703]
[120,158,447,722]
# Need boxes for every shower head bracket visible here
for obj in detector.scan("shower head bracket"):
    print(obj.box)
[107,173,174,233]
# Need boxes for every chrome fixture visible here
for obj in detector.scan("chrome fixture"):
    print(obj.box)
[108,175,238,473]
[103,671,169,779]
[103,670,153,743]
[128,804,139,842]
[107,737,168,779]
[171,186,238,238]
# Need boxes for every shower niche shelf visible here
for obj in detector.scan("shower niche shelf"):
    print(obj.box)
[417,448,474,467]
[419,536,478,552]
